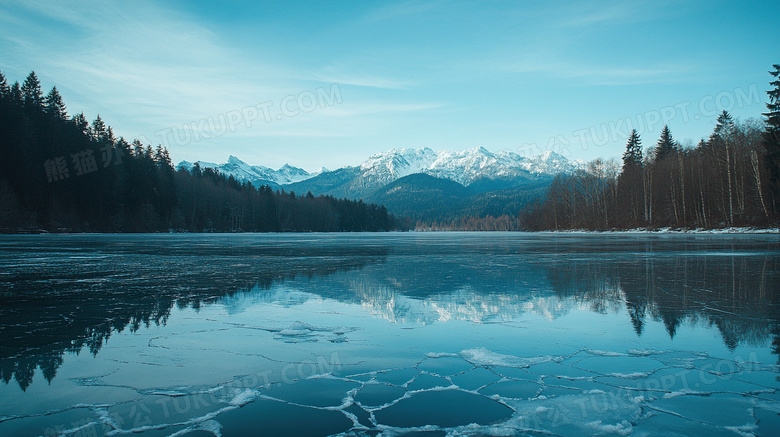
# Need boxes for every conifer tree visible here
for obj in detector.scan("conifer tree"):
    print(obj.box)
[132,139,144,156]
[72,112,89,135]
[10,82,22,105]
[619,130,645,225]
[655,125,678,161]
[105,126,116,145]
[44,87,67,119]
[154,145,173,168]
[91,115,107,142]
[21,71,43,108]
[154,145,165,164]
[710,111,736,224]
[763,64,780,213]
[711,111,734,140]
[0,71,9,97]
[622,129,643,167]
[161,147,172,168]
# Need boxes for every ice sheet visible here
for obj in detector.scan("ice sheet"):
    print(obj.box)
[1,233,778,436]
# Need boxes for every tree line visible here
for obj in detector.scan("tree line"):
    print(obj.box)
[415,214,522,231]
[523,65,780,231]
[0,70,406,233]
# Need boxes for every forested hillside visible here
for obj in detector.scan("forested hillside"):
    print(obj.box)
[0,70,405,233]
[2,64,778,233]
[364,173,550,231]
[523,65,780,231]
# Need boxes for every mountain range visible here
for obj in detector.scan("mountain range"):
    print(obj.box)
[177,155,322,186]
[177,147,582,222]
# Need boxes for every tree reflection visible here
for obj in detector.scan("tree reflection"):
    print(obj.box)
[0,237,387,391]
[543,246,779,350]
[1,234,778,391]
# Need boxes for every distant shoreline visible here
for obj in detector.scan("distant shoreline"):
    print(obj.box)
[535,227,780,234]
[2,227,778,235]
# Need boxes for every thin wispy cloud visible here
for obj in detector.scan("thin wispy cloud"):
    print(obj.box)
[3,1,296,129]
[311,73,414,90]
[472,2,699,86]
[323,101,447,117]
[360,0,449,24]
[556,3,642,27]
[1,0,774,170]
[495,59,699,85]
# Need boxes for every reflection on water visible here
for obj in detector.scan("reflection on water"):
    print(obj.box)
[1,233,777,390]
[0,235,388,390]
[0,233,778,436]
[547,251,778,349]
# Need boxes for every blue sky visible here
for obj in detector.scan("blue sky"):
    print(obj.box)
[1,0,778,171]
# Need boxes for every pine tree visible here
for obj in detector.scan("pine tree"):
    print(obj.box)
[655,125,678,161]
[764,65,780,129]
[622,129,643,167]
[115,137,132,159]
[132,139,144,156]
[710,111,736,224]
[154,145,172,167]
[161,147,172,168]
[153,146,172,168]
[105,126,116,145]
[0,71,9,97]
[90,115,107,142]
[21,71,43,108]
[711,110,734,140]
[620,130,645,226]
[763,64,780,215]
[10,82,22,105]
[72,112,89,135]
[44,87,67,119]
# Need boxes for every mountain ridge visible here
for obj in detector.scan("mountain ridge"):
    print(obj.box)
[176,147,580,193]
[175,147,580,223]
[177,155,322,187]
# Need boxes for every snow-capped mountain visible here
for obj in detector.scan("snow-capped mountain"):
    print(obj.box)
[359,147,579,186]
[176,147,579,190]
[176,155,320,186]
[175,146,581,225]
[220,273,575,324]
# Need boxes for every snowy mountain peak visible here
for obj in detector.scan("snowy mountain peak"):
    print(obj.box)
[350,146,578,187]
[469,146,491,155]
[536,150,564,162]
[531,150,580,174]
[227,155,244,165]
[176,157,313,186]
[276,163,311,184]
[360,148,438,182]
[176,146,578,189]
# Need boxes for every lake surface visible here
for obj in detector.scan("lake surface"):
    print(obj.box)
[0,232,778,436]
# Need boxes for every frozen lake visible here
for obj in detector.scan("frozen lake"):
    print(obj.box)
[0,232,778,436]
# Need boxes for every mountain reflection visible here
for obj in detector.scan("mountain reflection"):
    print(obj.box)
[244,246,779,345]
[1,234,778,391]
